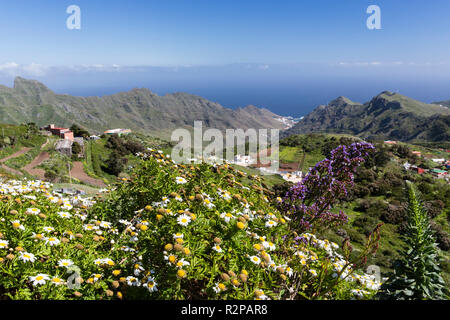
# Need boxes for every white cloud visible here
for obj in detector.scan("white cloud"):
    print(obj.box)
[0,62,134,76]
[0,62,48,76]
[335,61,446,67]
[0,62,20,75]
[22,63,47,76]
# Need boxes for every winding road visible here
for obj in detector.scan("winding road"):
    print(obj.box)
[70,162,106,187]
[23,151,50,180]
[1,139,106,188]
[0,147,32,176]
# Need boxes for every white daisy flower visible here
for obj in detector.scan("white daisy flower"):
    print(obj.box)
[44,237,60,246]
[99,221,112,229]
[0,239,9,249]
[43,226,55,233]
[51,277,66,286]
[146,278,158,292]
[26,208,40,215]
[309,269,318,277]
[286,266,294,277]
[19,251,36,263]
[203,198,215,209]
[11,220,25,230]
[29,274,50,286]
[175,258,190,269]
[58,259,74,268]
[57,211,72,219]
[175,177,187,184]
[126,276,140,287]
[177,214,191,227]
[133,263,145,276]
[249,255,261,265]
[265,220,277,228]
[220,212,236,223]
[213,282,227,293]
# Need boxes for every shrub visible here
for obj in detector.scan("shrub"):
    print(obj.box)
[377,182,448,300]
[0,147,382,300]
[281,142,375,233]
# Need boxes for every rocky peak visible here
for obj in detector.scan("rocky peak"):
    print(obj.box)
[13,77,52,96]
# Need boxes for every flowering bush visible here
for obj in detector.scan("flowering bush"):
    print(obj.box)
[280,142,375,233]
[0,146,381,300]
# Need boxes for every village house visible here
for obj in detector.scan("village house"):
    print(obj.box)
[233,154,254,166]
[384,140,397,145]
[104,128,132,136]
[43,124,74,141]
[280,170,303,184]
[431,158,445,164]
[55,139,73,157]
[431,169,448,179]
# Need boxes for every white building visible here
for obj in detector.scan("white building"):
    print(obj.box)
[233,154,254,166]
[281,171,303,183]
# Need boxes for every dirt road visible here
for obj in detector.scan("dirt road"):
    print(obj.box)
[0,147,32,176]
[70,162,106,187]
[23,152,50,180]
[0,147,32,163]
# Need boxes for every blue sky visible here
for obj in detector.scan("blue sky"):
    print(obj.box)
[1,0,450,116]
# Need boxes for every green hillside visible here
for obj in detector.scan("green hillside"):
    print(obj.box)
[273,133,450,285]
[285,91,450,143]
[0,77,288,140]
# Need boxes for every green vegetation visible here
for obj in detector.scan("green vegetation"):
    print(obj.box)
[272,133,450,286]
[4,138,46,171]
[377,182,448,299]
[0,77,286,140]
[70,124,90,139]
[0,149,382,300]
[0,123,45,160]
[38,152,71,183]
[285,92,450,143]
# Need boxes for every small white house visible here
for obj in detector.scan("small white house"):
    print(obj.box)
[233,154,253,165]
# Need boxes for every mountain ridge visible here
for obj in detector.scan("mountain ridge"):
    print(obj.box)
[0,77,289,138]
[284,91,450,142]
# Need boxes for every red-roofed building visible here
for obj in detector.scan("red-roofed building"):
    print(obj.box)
[44,124,74,141]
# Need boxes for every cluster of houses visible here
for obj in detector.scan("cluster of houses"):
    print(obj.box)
[385,140,449,181]
[403,158,449,181]
[42,124,84,157]
[231,154,254,166]
[42,124,131,157]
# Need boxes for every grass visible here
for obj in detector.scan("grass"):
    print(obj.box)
[230,164,285,187]
[279,146,302,163]
[4,137,47,170]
